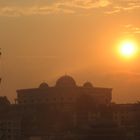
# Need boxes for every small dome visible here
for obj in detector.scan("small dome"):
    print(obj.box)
[39,82,49,89]
[56,75,76,87]
[83,82,93,88]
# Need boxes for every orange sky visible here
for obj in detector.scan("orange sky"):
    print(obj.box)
[0,0,140,103]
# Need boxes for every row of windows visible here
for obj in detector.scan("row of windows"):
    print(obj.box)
[113,115,134,122]
[26,97,74,100]
[0,122,20,126]
[19,98,76,104]
[113,111,134,114]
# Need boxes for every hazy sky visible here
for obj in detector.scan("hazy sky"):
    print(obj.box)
[0,0,140,103]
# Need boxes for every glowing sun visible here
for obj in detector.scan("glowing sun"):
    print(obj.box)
[118,40,138,58]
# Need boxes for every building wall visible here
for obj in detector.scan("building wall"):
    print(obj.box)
[17,87,112,106]
[0,119,21,140]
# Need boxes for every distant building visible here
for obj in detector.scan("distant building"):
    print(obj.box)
[0,105,21,140]
[111,104,136,127]
[16,75,112,107]
[2,74,140,140]
[2,75,140,139]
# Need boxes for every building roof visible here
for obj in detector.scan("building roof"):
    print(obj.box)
[55,75,77,88]
[16,75,112,96]
[83,82,93,88]
[39,82,49,89]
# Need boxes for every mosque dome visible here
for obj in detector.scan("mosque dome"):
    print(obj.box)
[39,82,49,89]
[55,75,76,87]
[83,82,93,88]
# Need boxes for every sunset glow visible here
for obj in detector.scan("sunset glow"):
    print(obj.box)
[1,0,140,103]
[118,40,138,58]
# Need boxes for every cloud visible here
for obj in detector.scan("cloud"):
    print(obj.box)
[0,5,75,17]
[105,0,140,15]
[1,0,140,16]
[1,0,140,17]
[62,0,111,9]
[123,24,140,35]
[0,0,111,17]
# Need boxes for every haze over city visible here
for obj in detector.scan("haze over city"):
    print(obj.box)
[0,0,140,103]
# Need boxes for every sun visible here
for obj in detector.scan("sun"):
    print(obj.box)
[118,40,138,58]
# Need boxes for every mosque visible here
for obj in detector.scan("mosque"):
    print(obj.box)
[17,75,112,107]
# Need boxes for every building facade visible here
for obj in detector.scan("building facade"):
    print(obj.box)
[16,75,112,107]
[1,75,140,139]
